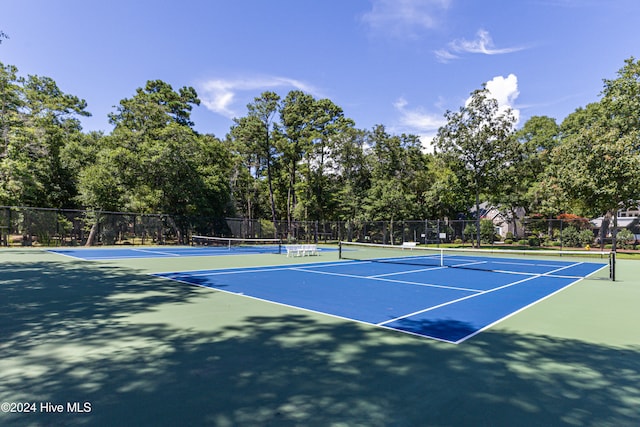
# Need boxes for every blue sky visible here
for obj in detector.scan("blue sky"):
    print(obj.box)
[2,0,639,146]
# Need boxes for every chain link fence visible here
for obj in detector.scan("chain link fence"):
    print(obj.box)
[0,207,348,247]
[0,207,186,246]
[2,206,636,248]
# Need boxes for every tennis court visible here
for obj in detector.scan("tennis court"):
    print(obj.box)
[154,244,609,343]
[48,245,281,260]
[48,236,286,260]
[2,245,639,426]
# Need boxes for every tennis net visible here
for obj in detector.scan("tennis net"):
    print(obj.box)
[192,235,282,254]
[339,241,614,279]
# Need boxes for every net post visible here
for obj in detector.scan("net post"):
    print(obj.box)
[610,251,616,281]
[339,241,343,259]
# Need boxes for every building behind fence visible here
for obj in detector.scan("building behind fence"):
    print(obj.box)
[1,206,635,248]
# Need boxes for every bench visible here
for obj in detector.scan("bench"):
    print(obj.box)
[402,242,417,249]
[285,244,319,257]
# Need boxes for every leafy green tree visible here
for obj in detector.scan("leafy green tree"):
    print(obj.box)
[0,62,24,205]
[332,127,370,222]
[0,65,90,207]
[514,116,561,211]
[496,116,563,236]
[600,57,640,139]
[552,58,640,249]
[226,131,261,221]
[525,177,570,220]
[21,75,90,207]
[77,80,230,244]
[0,62,22,147]
[398,133,432,219]
[76,152,126,211]
[363,125,426,243]
[559,102,604,137]
[231,92,281,232]
[422,161,469,220]
[109,79,199,130]
[551,122,640,228]
[304,98,351,222]
[279,90,315,226]
[106,80,201,212]
[434,88,517,247]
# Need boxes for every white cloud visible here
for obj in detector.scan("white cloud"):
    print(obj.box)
[434,49,459,63]
[362,0,451,38]
[436,29,525,62]
[393,75,521,152]
[468,74,521,124]
[393,97,448,152]
[198,76,319,118]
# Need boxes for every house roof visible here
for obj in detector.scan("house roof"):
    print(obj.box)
[590,217,638,228]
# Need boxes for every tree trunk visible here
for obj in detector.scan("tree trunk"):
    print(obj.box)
[85,221,98,246]
[266,159,277,238]
[611,211,618,252]
[475,190,481,249]
[599,213,611,250]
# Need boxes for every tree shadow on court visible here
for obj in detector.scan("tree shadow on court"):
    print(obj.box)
[390,317,477,343]
[1,258,639,426]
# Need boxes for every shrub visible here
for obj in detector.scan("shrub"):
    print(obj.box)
[504,239,513,245]
[259,219,277,239]
[517,239,529,246]
[560,226,581,247]
[463,223,477,241]
[578,229,594,247]
[480,219,496,244]
[528,236,541,246]
[617,228,635,246]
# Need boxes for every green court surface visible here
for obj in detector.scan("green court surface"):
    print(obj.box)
[1,247,639,426]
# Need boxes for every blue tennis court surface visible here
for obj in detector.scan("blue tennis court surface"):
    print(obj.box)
[153,257,608,344]
[48,245,288,260]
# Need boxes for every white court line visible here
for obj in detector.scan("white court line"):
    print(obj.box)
[456,263,608,344]
[447,258,587,279]
[448,256,564,268]
[176,260,368,277]
[46,250,88,261]
[377,261,585,328]
[490,269,583,279]
[150,272,462,344]
[49,250,178,261]
[131,248,181,257]
[366,261,484,279]
[368,265,446,278]
[152,258,606,344]
[290,267,483,293]
[151,259,364,276]
[365,259,486,278]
